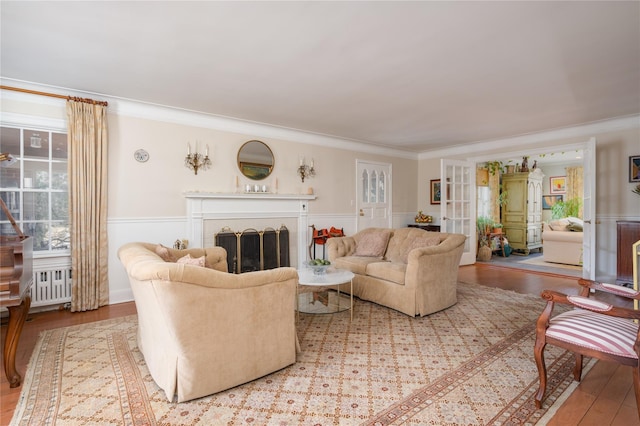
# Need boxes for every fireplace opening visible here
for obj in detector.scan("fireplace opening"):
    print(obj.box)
[214,226,290,274]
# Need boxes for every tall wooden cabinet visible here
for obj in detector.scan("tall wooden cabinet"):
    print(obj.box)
[501,169,544,255]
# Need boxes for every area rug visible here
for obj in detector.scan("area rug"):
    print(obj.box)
[485,253,582,278]
[11,283,588,425]
[517,256,582,272]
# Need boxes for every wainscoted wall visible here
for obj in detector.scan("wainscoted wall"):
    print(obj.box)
[108,217,187,305]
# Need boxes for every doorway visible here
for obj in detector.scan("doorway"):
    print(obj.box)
[473,139,595,279]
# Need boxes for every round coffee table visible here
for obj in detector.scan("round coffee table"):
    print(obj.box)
[296,267,354,321]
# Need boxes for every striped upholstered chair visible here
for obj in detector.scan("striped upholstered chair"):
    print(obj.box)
[534,279,640,418]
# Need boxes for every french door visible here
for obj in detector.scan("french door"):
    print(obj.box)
[440,159,476,265]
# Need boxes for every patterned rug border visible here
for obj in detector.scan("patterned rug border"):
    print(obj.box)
[109,332,157,426]
[363,324,581,426]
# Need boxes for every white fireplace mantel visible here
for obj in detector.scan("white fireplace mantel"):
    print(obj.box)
[184,192,316,265]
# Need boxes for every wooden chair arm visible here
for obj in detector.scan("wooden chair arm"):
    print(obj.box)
[578,278,640,300]
[541,289,640,320]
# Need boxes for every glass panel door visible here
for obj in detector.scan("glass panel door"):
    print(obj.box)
[440,159,476,265]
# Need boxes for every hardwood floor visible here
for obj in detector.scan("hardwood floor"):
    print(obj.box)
[1,264,638,425]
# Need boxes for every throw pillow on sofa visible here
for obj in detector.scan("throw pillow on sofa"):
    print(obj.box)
[177,253,206,267]
[548,218,571,232]
[353,230,392,257]
[400,235,441,263]
[567,217,584,232]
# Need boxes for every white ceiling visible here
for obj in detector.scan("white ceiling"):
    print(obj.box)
[1,1,639,154]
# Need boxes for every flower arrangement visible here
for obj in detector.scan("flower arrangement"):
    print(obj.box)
[414,211,433,223]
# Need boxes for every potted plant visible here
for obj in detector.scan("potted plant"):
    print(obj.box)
[492,223,503,234]
[486,161,503,176]
[477,216,494,236]
[551,197,582,219]
[486,160,516,175]
[476,234,492,261]
[497,189,509,208]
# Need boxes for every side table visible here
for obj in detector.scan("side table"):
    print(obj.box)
[297,268,355,321]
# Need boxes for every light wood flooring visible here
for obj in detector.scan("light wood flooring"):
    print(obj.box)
[1,263,638,425]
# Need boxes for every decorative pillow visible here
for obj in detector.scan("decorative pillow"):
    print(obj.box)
[401,236,441,263]
[353,230,392,257]
[567,217,584,232]
[155,244,175,262]
[176,253,206,267]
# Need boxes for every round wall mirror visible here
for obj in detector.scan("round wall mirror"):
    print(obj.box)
[237,140,274,180]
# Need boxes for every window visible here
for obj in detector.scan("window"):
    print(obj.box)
[1,126,69,254]
[361,168,387,204]
[477,186,491,219]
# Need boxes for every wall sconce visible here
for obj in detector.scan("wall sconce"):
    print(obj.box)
[297,157,315,182]
[184,142,211,175]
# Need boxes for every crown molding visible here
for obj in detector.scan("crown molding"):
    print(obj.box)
[418,115,640,160]
[3,78,637,162]
[0,78,418,160]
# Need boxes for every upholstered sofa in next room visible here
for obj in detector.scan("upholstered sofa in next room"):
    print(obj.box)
[326,227,466,317]
[542,217,584,266]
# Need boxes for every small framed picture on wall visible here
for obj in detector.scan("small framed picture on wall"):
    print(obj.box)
[550,176,566,194]
[430,179,441,204]
[630,155,640,182]
[542,194,563,210]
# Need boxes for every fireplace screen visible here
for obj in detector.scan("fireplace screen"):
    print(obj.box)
[214,226,290,274]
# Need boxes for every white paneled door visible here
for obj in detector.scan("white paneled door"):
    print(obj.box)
[440,159,476,265]
[356,160,392,231]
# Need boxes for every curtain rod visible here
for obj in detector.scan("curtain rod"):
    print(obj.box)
[0,85,108,106]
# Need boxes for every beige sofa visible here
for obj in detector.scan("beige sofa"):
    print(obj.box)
[326,228,466,317]
[118,242,299,402]
[542,220,583,266]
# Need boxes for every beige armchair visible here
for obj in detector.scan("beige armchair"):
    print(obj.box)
[118,242,298,402]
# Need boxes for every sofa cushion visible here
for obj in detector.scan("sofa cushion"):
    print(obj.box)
[176,253,206,267]
[366,261,406,285]
[352,229,392,258]
[333,256,382,275]
[548,218,570,231]
[399,235,441,263]
[385,228,444,263]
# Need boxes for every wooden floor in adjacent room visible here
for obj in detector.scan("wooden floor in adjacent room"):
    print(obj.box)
[1,263,638,425]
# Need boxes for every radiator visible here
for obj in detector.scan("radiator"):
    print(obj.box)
[30,267,72,307]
